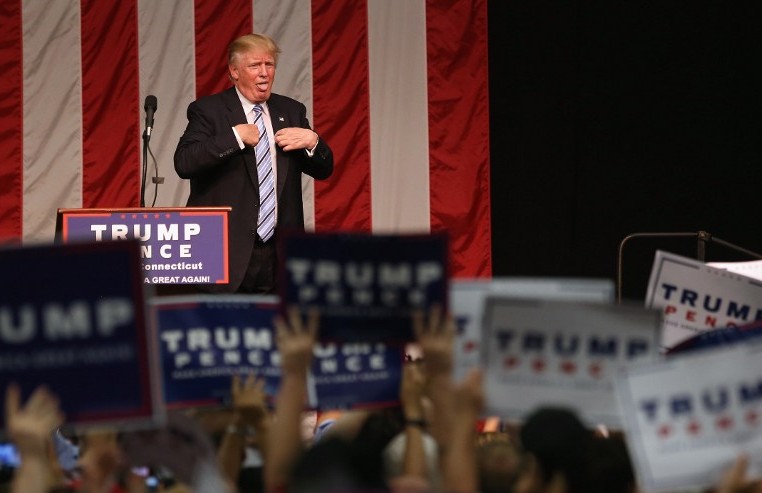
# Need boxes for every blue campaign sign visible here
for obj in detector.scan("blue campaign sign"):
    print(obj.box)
[153,296,281,408]
[278,232,449,342]
[0,241,158,428]
[152,296,403,410]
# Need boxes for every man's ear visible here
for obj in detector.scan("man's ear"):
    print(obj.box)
[228,65,238,82]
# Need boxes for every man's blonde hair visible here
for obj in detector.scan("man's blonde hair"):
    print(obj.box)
[228,33,281,66]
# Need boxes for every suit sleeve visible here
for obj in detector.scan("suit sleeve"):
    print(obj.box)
[174,100,242,179]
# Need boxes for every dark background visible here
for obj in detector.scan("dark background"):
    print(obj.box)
[488,1,761,302]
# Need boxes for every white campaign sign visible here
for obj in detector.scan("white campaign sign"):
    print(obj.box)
[482,297,661,427]
[615,343,762,493]
[450,278,614,381]
[646,250,762,349]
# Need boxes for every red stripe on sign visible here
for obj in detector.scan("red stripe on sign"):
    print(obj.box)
[0,0,22,241]
[311,0,372,232]
[426,0,492,277]
[194,0,251,98]
[81,0,140,208]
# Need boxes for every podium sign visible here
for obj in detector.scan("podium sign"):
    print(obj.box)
[57,208,229,285]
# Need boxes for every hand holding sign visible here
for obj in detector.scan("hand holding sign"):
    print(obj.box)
[716,454,762,493]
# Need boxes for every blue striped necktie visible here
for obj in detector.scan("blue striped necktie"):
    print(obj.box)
[253,104,276,242]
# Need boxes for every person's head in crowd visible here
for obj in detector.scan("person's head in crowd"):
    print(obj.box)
[288,434,388,493]
[383,430,441,488]
[515,407,592,493]
[585,433,636,493]
[477,431,522,493]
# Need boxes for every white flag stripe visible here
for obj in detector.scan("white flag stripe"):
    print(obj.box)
[22,0,82,242]
[138,0,193,209]
[368,0,431,233]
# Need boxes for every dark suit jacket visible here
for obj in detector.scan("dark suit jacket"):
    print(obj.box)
[174,86,333,292]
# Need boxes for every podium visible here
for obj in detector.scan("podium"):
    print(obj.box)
[55,207,230,291]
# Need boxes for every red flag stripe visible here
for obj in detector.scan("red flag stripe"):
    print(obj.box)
[193,0,251,99]
[80,0,140,208]
[0,0,22,240]
[426,0,491,277]
[311,0,372,232]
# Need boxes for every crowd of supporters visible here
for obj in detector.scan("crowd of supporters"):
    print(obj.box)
[2,306,761,493]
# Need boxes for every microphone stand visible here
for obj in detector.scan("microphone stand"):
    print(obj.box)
[616,230,762,304]
[140,129,150,208]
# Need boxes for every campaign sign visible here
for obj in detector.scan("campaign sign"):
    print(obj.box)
[708,259,762,282]
[615,343,762,493]
[58,207,229,285]
[152,295,403,410]
[666,320,762,357]
[481,297,661,427]
[646,250,762,349]
[0,241,160,429]
[451,278,615,381]
[279,232,448,342]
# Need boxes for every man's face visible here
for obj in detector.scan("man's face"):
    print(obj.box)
[229,47,275,103]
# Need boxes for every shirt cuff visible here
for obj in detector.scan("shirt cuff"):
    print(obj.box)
[305,133,319,157]
[232,126,245,150]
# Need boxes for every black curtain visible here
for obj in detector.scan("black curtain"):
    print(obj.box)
[489,1,762,301]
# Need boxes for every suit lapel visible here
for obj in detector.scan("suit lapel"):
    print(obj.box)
[266,95,289,200]
[223,88,259,191]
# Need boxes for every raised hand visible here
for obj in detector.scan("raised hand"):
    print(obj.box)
[5,384,64,457]
[274,306,319,375]
[412,305,455,375]
[231,373,267,424]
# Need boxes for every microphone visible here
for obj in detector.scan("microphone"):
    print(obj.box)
[144,95,158,137]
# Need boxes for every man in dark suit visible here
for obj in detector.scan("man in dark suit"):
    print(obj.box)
[174,33,333,294]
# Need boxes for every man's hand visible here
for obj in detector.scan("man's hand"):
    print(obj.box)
[413,305,455,375]
[231,373,268,425]
[274,127,318,152]
[5,384,64,458]
[234,123,261,147]
[275,306,319,375]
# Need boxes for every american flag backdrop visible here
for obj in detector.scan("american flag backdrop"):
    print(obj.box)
[0,0,491,278]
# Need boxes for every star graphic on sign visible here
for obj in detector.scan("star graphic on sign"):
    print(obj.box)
[746,410,759,425]
[716,416,734,431]
[560,360,577,374]
[589,362,603,378]
[503,356,520,369]
[463,340,477,353]
[686,420,701,435]
[531,358,546,373]
[657,424,671,439]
